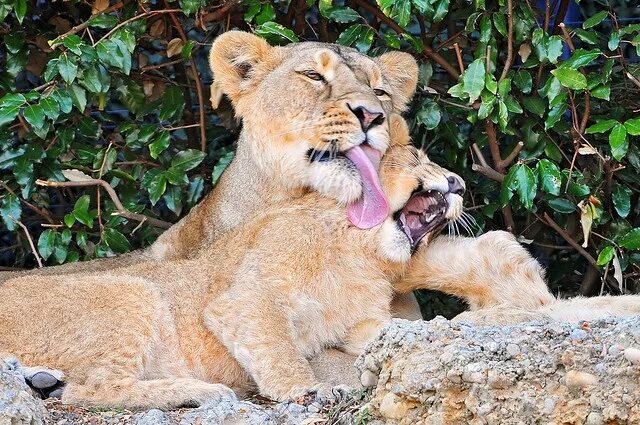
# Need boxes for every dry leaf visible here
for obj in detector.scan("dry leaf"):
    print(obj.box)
[138,53,149,68]
[578,200,594,248]
[612,250,623,292]
[49,17,72,33]
[578,145,597,155]
[62,169,93,182]
[210,81,224,109]
[149,19,165,37]
[166,38,184,58]
[92,0,109,15]
[518,43,531,63]
[143,80,155,97]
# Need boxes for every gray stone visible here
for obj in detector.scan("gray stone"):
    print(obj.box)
[0,359,47,425]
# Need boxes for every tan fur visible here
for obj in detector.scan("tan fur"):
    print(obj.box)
[0,133,463,409]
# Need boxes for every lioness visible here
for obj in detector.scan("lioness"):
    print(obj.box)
[0,117,465,409]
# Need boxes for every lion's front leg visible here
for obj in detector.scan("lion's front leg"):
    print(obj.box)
[205,290,325,402]
[395,231,554,310]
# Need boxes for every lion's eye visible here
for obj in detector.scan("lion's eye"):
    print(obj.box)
[299,70,325,81]
[374,88,388,97]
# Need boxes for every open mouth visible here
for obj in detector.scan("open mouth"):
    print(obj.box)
[395,190,448,250]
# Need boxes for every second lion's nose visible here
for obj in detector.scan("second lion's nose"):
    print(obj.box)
[349,105,385,132]
[447,175,465,195]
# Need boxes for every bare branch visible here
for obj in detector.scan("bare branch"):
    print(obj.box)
[36,179,172,229]
[498,142,524,169]
[472,164,505,183]
[13,219,43,268]
[498,0,514,83]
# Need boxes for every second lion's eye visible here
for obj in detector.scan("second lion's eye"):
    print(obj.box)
[300,70,325,81]
[374,88,388,97]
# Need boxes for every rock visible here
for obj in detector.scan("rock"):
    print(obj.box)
[356,317,640,424]
[0,359,48,425]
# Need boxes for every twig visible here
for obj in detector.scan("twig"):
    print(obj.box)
[550,0,570,35]
[0,181,56,224]
[626,72,640,89]
[542,212,598,269]
[352,0,460,80]
[13,219,43,268]
[485,119,503,172]
[94,9,183,46]
[201,0,240,23]
[453,43,464,74]
[36,179,172,229]
[498,142,524,169]
[498,0,514,83]
[472,164,505,182]
[471,143,489,167]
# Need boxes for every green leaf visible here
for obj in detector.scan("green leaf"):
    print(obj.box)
[142,169,167,205]
[609,123,628,160]
[39,96,61,121]
[546,198,575,213]
[551,68,587,90]
[461,59,485,104]
[415,101,441,130]
[254,3,276,25]
[64,213,75,228]
[73,194,94,228]
[591,85,610,101]
[522,96,546,118]
[336,24,373,52]
[608,32,620,51]
[597,245,614,266]
[187,176,205,206]
[61,34,83,54]
[23,104,45,129]
[612,182,632,218]
[51,89,73,114]
[497,99,508,129]
[624,117,640,135]
[546,36,564,64]
[212,151,234,185]
[162,185,183,216]
[0,2,13,21]
[37,229,56,261]
[103,228,132,253]
[69,84,87,112]
[619,228,640,250]
[14,0,26,24]
[477,92,495,120]
[170,149,206,172]
[149,130,171,159]
[0,194,21,231]
[255,22,299,44]
[544,103,567,130]
[559,49,601,69]
[0,93,24,126]
[328,6,360,23]
[574,29,598,45]
[536,159,561,196]
[57,54,78,84]
[501,163,537,210]
[513,70,532,94]
[158,86,185,122]
[586,119,618,134]
[583,11,608,29]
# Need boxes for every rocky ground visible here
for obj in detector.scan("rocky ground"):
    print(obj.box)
[2,316,640,425]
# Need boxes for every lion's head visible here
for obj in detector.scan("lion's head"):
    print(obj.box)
[209,31,418,228]
[377,116,465,263]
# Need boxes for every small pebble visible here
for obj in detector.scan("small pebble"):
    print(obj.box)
[565,370,598,388]
[623,347,640,365]
[570,329,588,341]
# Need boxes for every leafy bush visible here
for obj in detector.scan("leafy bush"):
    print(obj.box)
[1,0,638,297]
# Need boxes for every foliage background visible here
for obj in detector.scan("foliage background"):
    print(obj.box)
[1,0,639,308]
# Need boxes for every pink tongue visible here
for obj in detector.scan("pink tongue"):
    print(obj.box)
[344,145,390,229]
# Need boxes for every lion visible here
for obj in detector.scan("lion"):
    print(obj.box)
[0,121,465,409]
[0,30,427,366]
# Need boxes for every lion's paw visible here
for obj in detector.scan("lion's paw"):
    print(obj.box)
[288,383,352,405]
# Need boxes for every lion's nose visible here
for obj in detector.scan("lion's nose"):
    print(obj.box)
[447,175,465,196]
[348,104,385,132]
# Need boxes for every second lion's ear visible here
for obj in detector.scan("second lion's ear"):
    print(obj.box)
[209,31,273,105]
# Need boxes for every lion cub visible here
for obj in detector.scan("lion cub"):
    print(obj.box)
[0,118,464,409]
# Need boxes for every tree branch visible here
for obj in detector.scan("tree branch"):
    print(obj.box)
[36,179,172,229]
[14,219,43,268]
[498,0,514,83]
[498,142,524,169]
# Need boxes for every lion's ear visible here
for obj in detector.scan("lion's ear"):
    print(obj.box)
[209,31,273,105]
[376,51,419,112]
